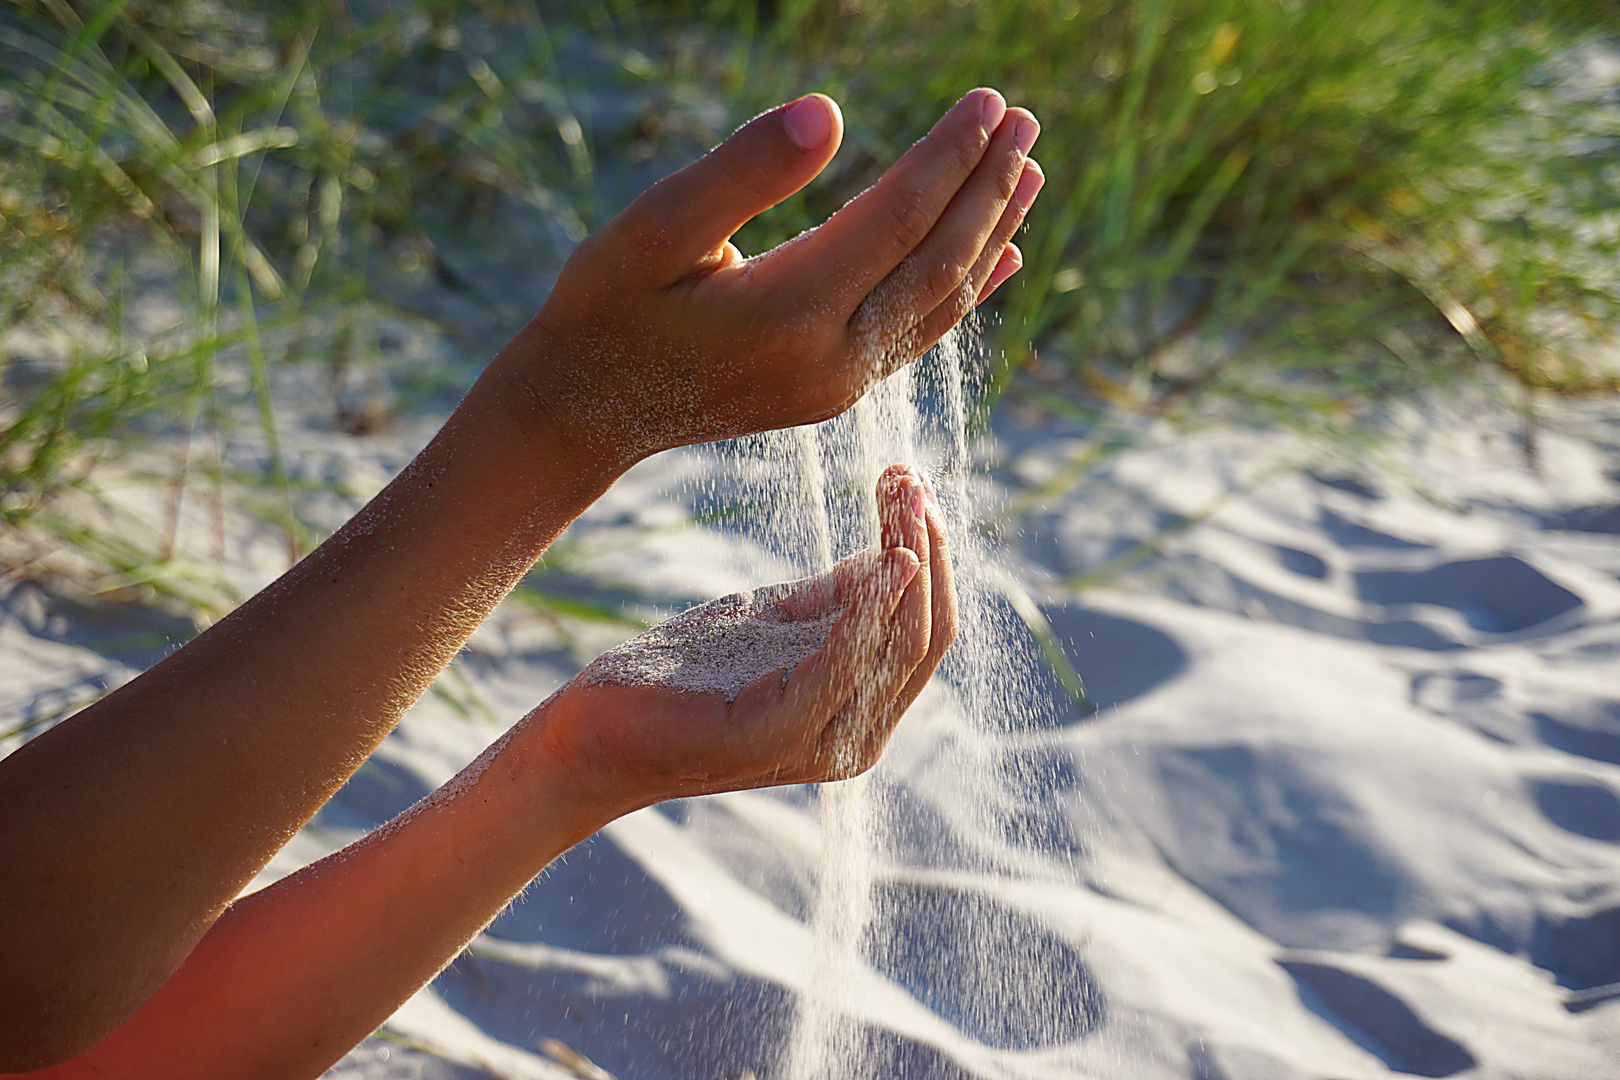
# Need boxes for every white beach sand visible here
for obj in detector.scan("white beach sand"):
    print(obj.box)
[6,365,1620,1079]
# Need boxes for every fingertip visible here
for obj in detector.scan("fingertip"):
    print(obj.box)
[906,477,927,527]
[877,462,915,490]
[1014,160,1045,211]
[981,242,1023,299]
[876,463,919,510]
[903,484,930,566]
[622,92,845,274]
[878,466,914,549]
[821,94,845,143]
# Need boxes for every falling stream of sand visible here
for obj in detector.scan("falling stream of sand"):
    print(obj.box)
[771,316,1056,1080]
[780,371,914,1080]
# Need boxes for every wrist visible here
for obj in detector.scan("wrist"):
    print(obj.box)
[504,691,641,843]
[520,684,668,831]
[484,312,650,482]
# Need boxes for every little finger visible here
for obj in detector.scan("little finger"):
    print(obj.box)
[896,161,1043,363]
[963,156,1042,300]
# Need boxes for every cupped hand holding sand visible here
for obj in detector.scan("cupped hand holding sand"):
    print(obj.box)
[542,465,957,817]
[496,87,1042,465]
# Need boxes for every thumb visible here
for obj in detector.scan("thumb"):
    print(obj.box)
[615,94,843,281]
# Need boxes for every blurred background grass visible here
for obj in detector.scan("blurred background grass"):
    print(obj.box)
[2,0,1617,625]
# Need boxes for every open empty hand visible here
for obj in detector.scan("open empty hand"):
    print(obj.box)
[534,465,957,819]
[509,89,1043,465]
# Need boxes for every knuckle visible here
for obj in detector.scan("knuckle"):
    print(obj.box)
[923,257,966,302]
[715,148,773,203]
[948,128,985,175]
[994,161,1022,203]
[888,187,934,250]
[952,276,977,315]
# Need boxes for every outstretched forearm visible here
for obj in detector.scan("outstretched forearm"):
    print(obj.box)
[0,336,624,1069]
[24,696,612,1080]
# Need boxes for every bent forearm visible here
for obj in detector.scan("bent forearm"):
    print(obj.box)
[0,335,626,1068]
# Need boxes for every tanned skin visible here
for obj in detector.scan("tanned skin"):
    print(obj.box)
[0,88,1042,1078]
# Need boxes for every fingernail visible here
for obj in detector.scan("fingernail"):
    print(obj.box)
[1015,116,1039,156]
[909,482,927,523]
[1013,161,1044,212]
[979,89,1007,135]
[784,95,832,152]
